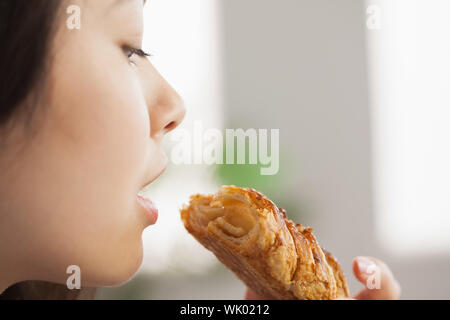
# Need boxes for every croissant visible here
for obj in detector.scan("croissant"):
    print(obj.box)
[180,185,350,300]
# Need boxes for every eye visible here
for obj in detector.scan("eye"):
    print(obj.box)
[123,46,152,65]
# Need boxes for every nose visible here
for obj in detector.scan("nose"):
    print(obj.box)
[146,71,186,141]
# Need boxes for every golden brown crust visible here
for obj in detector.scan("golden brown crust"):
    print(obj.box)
[322,249,350,298]
[180,185,350,300]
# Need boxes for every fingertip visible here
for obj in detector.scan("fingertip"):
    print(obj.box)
[352,257,361,278]
[352,256,376,283]
[352,256,401,300]
[352,256,361,272]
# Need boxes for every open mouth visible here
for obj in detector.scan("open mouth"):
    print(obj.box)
[136,162,167,225]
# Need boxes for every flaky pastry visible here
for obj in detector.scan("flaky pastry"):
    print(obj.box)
[180,185,350,300]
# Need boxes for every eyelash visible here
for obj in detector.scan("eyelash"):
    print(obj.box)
[124,47,152,65]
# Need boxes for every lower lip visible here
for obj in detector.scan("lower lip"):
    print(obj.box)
[137,194,158,225]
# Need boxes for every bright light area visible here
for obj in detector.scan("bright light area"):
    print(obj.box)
[138,0,224,273]
[367,0,450,254]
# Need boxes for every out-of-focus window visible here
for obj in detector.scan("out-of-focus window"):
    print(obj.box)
[367,0,450,254]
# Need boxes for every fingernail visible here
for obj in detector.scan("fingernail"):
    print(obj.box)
[357,257,377,274]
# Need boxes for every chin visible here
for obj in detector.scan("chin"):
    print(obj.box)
[86,240,144,287]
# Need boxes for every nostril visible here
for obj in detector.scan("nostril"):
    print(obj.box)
[164,121,177,131]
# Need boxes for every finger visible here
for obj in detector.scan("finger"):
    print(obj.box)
[244,288,265,300]
[352,256,401,300]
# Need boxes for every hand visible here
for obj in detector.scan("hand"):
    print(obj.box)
[350,256,401,300]
[244,256,401,300]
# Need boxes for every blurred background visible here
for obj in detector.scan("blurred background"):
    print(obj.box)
[98,0,450,299]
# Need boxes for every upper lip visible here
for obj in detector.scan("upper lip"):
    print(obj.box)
[141,157,168,189]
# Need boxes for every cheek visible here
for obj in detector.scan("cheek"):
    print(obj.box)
[30,43,153,284]
[51,44,151,190]
[53,49,152,207]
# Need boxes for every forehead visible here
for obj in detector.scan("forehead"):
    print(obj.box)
[103,0,145,15]
[79,0,144,31]
[108,0,146,10]
[77,0,144,17]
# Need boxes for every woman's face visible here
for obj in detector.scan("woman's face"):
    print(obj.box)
[0,0,185,287]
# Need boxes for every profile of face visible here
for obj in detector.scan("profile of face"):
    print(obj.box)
[0,0,185,288]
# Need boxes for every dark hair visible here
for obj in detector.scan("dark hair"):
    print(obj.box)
[0,281,97,300]
[0,0,60,143]
[0,0,96,300]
